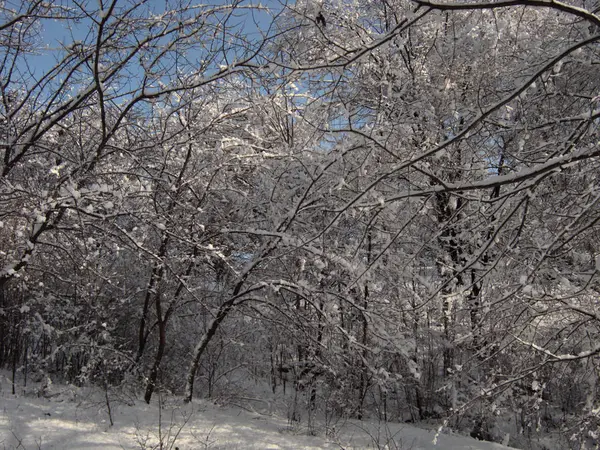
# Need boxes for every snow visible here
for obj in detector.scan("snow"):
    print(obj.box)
[0,375,517,450]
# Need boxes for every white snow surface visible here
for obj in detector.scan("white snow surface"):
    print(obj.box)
[1,379,516,449]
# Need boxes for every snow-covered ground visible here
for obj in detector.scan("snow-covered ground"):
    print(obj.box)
[1,375,515,449]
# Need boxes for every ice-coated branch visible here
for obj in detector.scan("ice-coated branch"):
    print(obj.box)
[413,0,600,27]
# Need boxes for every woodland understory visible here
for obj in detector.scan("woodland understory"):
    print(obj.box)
[1,0,600,448]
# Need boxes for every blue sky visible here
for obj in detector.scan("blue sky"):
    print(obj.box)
[26,0,290,80]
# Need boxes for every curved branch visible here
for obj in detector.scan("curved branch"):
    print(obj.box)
[413,0,600,27]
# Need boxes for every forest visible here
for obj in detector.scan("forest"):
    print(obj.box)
[1,0,600,448]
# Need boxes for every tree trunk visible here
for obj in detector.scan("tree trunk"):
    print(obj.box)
[183,301,233,403]
[144,285,166,404]
[144,318,166,404]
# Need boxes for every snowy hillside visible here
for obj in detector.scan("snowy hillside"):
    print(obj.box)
[1,385,515,450]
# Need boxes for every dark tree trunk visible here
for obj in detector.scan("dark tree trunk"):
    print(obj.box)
[183,301,233,403]
[144,313,166,404]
